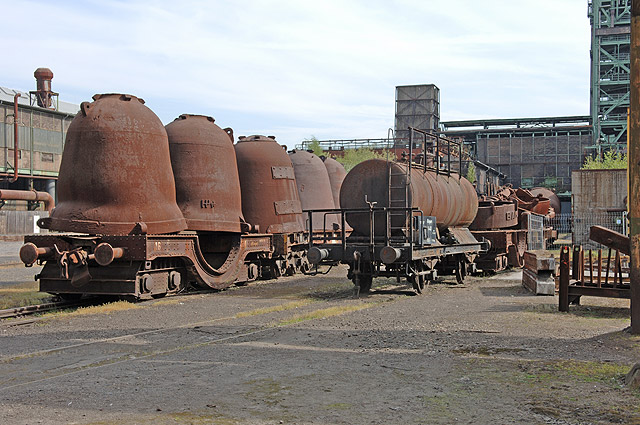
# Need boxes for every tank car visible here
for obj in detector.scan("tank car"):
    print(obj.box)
[19,94,274,299]
[305,129,485,294]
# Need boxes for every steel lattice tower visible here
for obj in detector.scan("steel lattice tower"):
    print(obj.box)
[589,0,631,151]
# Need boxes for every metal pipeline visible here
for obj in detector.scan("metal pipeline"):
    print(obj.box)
[11,93,20,183]
[0,189,54,212]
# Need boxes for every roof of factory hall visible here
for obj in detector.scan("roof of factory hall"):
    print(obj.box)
[441,115,591,132]
[0,86,79,115]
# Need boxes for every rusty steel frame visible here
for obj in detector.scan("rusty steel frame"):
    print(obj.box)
[24,232,275,298]
[305,206,483,293]
[559,245,631,313]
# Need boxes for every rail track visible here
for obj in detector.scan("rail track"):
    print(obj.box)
[0,298,97,320]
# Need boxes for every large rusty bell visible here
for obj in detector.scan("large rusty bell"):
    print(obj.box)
[235,135,305,234]
[288,149,340,231]
[166,114,244,232]
[41,93,187,235]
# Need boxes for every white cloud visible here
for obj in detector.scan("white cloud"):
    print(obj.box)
[2,0,591,146]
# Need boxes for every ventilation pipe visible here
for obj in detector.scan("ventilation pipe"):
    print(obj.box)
[10,93,20,183]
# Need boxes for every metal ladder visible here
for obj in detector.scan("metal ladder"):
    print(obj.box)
[387,129,413,241]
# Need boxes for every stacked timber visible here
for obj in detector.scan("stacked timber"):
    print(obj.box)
[522,251,555,295]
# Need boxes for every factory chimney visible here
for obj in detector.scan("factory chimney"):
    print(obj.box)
[31,68,57,108]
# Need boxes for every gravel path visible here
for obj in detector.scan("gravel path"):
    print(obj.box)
[0,268,637,424]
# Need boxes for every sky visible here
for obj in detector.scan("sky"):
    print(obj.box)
[2,0,591,147]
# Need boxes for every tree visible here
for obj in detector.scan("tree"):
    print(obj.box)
[465,162,477,183]
[581,150,628,169]
[336,148,390,172]
[305,136,324,157]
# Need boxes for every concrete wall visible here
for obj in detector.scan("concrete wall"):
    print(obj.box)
[571,168,627,246]
[571,169,627,213]
[0,210,49,236]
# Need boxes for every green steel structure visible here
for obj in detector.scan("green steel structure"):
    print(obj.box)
[589,0,631,150]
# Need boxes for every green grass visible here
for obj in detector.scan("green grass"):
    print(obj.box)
[235,299,315,318]
[277,302,378,326]
[0,281,51,309]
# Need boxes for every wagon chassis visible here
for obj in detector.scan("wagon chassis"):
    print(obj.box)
[306,206,485,294]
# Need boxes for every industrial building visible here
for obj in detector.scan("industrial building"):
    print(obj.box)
[441,116,592,195]
[0,68,78,234]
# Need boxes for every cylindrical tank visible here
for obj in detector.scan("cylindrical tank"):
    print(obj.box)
[166,115,243,233]
[340,159,478,235]
[289,150,339,231]
[530,187,561,214]
[321,156,347,208]
[235,135,305,234]
[41,93,187,235]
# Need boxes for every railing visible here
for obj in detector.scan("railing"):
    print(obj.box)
[306,206,426,253]
[545,212,627,250]
[297,138,402,151]
[527,214,545,251]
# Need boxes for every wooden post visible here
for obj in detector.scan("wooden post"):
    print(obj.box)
[631,0,640,333]
[559,246,570,312]
[589,249,593,285]
[597,249,602,287]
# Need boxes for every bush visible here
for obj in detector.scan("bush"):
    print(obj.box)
[337,148,391,172]
[582,151,627,170]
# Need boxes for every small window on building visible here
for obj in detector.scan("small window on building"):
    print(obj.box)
[41,153,54,162]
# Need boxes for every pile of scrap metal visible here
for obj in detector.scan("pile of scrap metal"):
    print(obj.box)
[470,186,558,272]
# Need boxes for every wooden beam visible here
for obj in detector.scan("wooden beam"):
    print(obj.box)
[590,225,630,255]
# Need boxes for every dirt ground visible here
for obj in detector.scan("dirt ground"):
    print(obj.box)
[0,266,638,424]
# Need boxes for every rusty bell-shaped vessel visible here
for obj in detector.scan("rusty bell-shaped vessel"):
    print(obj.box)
[288,149,339,231]
[41,93,187,235]
[321,156,347,208]
[165,114,244,232]
[235,135,305,234]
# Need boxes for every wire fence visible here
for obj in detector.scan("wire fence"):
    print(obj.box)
[545,212,627,250]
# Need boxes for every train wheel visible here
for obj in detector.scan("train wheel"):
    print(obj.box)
[359,276,372,294]
[455,257,466,285]
[412,274,425,294]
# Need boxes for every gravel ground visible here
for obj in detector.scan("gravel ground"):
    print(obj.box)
[0,267,638,424]
[0,264,41,289]
[0,241,42,290]
[0,241,25,267]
